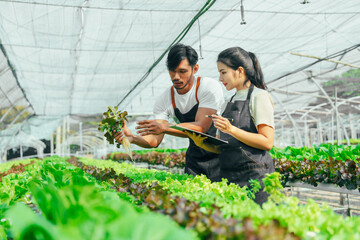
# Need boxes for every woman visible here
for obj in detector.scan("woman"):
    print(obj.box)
[188,47,275,205]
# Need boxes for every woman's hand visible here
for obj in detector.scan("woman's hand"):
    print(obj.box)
[212,114,234,134]
[183,130,221,154]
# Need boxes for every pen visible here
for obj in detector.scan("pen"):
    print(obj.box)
[205,115,234,122]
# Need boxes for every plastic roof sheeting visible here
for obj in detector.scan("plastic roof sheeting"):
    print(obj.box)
[0,0,359,150]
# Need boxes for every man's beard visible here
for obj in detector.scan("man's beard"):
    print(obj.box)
[173,70,193,90]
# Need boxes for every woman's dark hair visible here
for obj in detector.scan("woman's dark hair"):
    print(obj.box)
[166,43,198,71]
[217,47,267,89]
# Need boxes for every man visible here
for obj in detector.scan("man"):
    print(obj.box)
[114,43,224,181]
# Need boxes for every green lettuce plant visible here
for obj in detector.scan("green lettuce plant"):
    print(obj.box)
[98,106,132,159]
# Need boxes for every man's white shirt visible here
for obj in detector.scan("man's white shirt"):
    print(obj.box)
[153,76,225,123]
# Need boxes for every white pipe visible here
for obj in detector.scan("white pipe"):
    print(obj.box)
[79,122,83,152]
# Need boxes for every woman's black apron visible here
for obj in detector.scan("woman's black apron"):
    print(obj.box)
[171,77,220,181]
[219,84,275,205]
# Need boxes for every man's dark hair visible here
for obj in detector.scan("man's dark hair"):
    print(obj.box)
[166,43,198,71]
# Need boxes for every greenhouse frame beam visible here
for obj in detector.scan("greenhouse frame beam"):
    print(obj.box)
[296,109,334,116]
[310,77,350,145]
[117,0,217,107]
[272,94,303,146]
[0,114,33,162]
[298,102,335,120]
[69,0,88,114]
[0,66,9,77]
[0,42,34,113]
[268,43,360,85]
[290,51,360,69]
[61,136,104,150]
[269,87,360,105]
[0,97,27,124]
[0,87,24,120]
[337,96,360,112]
[4,106,31,129]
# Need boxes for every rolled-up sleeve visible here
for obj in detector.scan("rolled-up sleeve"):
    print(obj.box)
[153,92,171,120]
[251,91,274,129]
[198,78,224,111]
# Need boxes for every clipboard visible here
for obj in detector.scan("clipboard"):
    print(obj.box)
[170,125,229,145]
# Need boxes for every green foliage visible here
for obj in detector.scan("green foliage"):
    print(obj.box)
[270,143,360,162]
[78,157,360,239]
[262,172,284,203]
[248,179,261,199]
[110,151,186,168]
[7,184,196,240]
[98,106,128,148]
[0,158,37,173]
[323,79,345,87]
[5,155,360,239]
[109,148,187,158]
[0,157,196,240]
[332,138,360,145]
[342,69,360,78]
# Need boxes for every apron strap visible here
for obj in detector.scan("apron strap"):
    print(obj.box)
[171,87,176,109]
[236,84,254,121]
[246,84,254,100]
[229,83,253,102]
[171,76,201,109]
[195,76,201,104]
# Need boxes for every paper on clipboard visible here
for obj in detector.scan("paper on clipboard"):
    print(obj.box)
[170,125,228,145]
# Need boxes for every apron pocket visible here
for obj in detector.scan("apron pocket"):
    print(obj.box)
[220,147,268,171]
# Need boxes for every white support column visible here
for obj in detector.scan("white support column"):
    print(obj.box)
[272,94,303,146]
[56,126,61,155]
[331,114,334,144]
[287,129,291,146]
[50,132,54,156]
[311,78,350,145]
[0,151,4,163]
[62,118,66,157]
[20,144,23,158]
[79,122,83,152]
[103,136,107,158]
[37,147,44,159]
[67,116,70,155]
[318,120,323,144]
[335,87,341,145]
[349,114,356,140]
[293,130,298,146]
[304,118,308,147]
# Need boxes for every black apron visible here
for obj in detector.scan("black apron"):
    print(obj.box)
[171,77,220,182]
[219,85,275,205]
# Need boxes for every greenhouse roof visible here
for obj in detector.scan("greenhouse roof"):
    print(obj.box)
[0,0,359,142]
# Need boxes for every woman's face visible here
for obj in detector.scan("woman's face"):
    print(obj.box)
[217,62,246,91]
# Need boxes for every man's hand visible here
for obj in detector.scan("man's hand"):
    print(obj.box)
[136,120,168,136]
[113,120,133,144]
[183,130,221,154]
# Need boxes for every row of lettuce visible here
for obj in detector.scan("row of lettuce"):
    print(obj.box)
[107,143,360,190]
[0,158,195,240]
[2,156,360,239]
[0,156,295,240]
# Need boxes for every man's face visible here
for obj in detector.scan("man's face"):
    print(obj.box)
[169,59,198,92]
